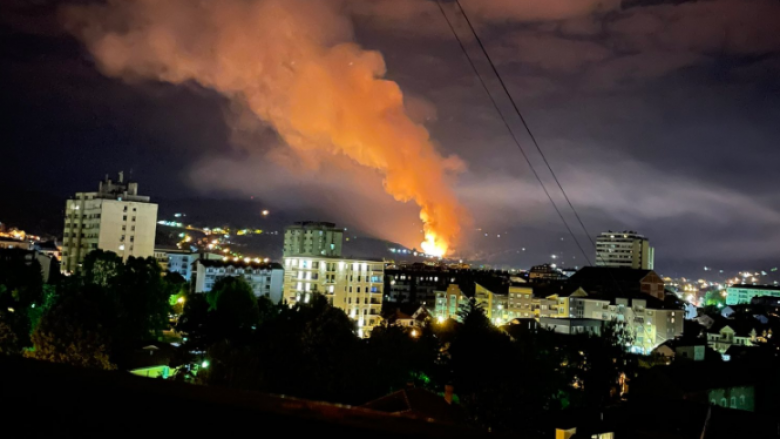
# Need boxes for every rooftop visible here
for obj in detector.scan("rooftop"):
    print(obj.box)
[198,259,283,270]
[361,387,467,426]
[568,266,654,284]
[728,283,780,291]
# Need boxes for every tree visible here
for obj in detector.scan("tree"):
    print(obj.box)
[207,277,261,337]
[167,271,189,315]
[25,294,115,370]
[115,256,171,342]
[82,250,124,287]
[0,318,20,356]
[568,320,635,408]
[0,250,45,347]
[704,289,726,308]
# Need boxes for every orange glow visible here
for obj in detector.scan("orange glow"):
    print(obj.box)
[421,232,446,258]
[64,0,465,254]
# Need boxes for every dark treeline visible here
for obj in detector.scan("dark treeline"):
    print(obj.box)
[0,251,635,436]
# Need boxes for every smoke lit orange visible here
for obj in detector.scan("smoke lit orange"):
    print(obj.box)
[63,0,465,255]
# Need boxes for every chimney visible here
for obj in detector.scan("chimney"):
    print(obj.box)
[444,384,454,405]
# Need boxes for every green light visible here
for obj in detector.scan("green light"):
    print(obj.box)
[201,360,209,369]
[31,304,36,309]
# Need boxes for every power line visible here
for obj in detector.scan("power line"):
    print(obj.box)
[439,0,631,299]
[451,0,604,257]
[434,0,593,266]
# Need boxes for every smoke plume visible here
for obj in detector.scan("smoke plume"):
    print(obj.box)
[63,0,465,256]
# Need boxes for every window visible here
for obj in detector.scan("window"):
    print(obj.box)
[730,397,737,408]
[132,216,136,222]
[123,215,127,221]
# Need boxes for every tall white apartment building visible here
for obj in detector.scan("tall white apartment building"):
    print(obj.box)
[282,256,384,337]
[283,222,343,258]
[596,230,655,270]
[62,173,158,273]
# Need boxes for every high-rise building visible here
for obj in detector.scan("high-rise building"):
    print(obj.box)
[595,231,654,270]
[282,256,385,337]
[283,222,343,258]
[61,173,158,273]
[282,221,385,336]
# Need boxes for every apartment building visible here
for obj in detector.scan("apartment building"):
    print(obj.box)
[61,173,157,273]
[566,294,683,354]
[193,258,284,303]
[596,230,654,270]
[282,256,385,337]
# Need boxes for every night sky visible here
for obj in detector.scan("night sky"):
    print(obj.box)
[2,0,779,278]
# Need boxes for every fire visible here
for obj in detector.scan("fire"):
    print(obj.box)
[421,233,447,258]
[64,0,466,252]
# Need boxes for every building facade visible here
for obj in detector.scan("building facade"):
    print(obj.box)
[193,259,284,303]
[61,173,158,273]
[0,238,33,250]
[539,317,603,336]
[434,284,468,321]
[385,266,453,306]
[725,284,780,305]
[0,248,59,283]
[282,256,384,337]
[595,231,654,270]
[565,295,683,354]
[283,222,343,258]
[155,248,222,281]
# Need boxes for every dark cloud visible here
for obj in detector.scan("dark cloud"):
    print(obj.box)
[1,0,779,277]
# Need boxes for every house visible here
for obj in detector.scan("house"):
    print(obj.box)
[706,320,761,354]
[385,306,431,329]
[652,339,707,362]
